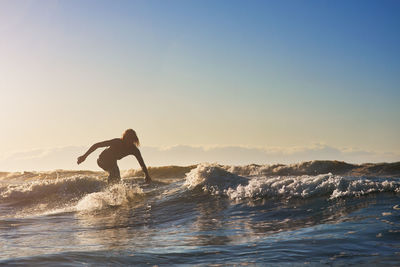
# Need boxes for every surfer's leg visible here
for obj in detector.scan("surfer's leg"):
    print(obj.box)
[97,158,107,171]
[107,161,121,184]
[97,158,120,184]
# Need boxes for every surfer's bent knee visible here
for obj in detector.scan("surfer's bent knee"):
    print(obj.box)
[97,158,120,183]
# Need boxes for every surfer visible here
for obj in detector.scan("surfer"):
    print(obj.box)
[77,129,151,184]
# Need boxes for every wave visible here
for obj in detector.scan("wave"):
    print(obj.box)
[0,175,106,204]
[184,163,400,200]
[1,161,399,218]
[75,183,143,212]
[1,161,399,183]
[0,175,144,217]
[122,165,196,179]
[0,170,106,184]
[119,160,400,178]
[224,161,400,177]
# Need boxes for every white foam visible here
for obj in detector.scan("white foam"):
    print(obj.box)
[184,163,400,200]
[2,180,144,218]
[75,183,143,211]
[0,175,106,203]
[184,163,248,194]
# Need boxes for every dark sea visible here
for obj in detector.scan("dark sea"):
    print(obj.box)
[1,161,400,266]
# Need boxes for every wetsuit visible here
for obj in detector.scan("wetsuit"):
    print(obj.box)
[97,138,147,183]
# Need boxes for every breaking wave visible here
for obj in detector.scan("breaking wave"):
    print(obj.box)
[0,174,144,217]
[184,163,400,200]
[223,161,400,177]
[0,175,106,204]
[76,183,143,212]
[1,160,399,218]
[1,160,399,182]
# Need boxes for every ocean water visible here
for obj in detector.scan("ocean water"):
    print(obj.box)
[1,162,400,266]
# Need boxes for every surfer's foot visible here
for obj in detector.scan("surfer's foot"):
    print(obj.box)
[144,177,152,184]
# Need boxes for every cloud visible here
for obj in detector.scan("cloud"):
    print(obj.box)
[0,144,398,171]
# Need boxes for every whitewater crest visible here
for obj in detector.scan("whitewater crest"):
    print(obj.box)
[76,182,143,212]
[0,175,106,203]
[184,163,400,200]
[0,174,145,218]
[184,163,249,194]
[1,161,399,218]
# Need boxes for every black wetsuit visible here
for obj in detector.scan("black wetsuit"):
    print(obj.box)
[97,138,145,183]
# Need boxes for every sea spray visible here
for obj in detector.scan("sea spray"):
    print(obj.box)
[0,175,105,204]
[184,163,248,194]
[184,163,400,200]
[76,183,143,212]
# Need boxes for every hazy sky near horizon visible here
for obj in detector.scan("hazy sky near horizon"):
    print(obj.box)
[1,0,399,168]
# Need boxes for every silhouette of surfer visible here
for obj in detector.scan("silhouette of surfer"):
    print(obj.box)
[77,129,151,184]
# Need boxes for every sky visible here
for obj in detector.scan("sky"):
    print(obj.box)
[1,0,399,170]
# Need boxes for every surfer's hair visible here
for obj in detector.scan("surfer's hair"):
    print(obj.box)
[122,129,140,147]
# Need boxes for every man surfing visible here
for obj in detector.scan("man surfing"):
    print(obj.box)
[77,129,151,184]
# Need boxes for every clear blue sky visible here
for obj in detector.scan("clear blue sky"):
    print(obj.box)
[1,0,399,166]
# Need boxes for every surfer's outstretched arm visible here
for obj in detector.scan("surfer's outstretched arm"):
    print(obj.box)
[77,139,116,164]
[133,148,151,183]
